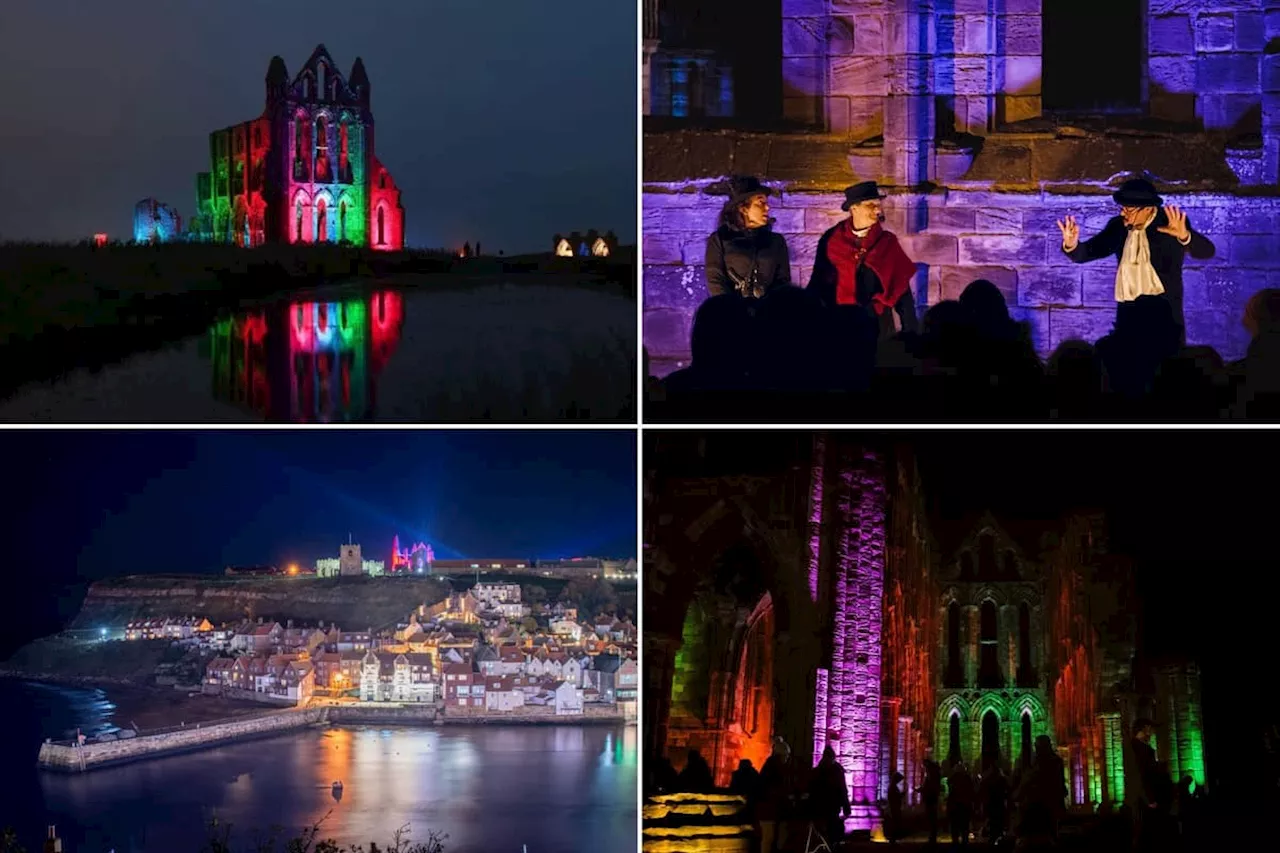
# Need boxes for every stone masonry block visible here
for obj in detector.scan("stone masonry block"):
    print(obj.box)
[998,15,1042,56]
[884,95,936,139]
[1233,234,1280,267]
[647,206,712,236]
[936,57,990,96]
[937,15,960,53]
[887,56,933,94]
[828,15,857,57]
[886,13,937,55]
[783,55,826,98]
[959,234,1045,264]
[1182,265,1254,311]
[644,264,708,312]
[806,208,848,235]
[854,14,886,55]
[1210,206,1279,234]
[643,306,693,362]
[831,56,890,97]
[1049,308,1114,352]
[900,233,959,264]
[1199,94,1261,131]
[944,190,1046,208]
[784,17,826,57]
[645,232,685,265]
[785,0,830,18]
[1149,15,1194,55]
[1185,309,1251,361]
[976,208,1021,233]
[937,265,1018,303]
[1018,267,1083,307]
[963,16,993,55]
[1195,14,1235,52]
[1235,12,1267,51]
[1264,55,1280,93]
[1197,53,1261,93]
[1149,56,1196,93]
[998,56,1043,96]
[1268,10,1280,39]
[925,207,977,231]
[770,208,808,233]
[1265,93,1280,127]
[1002,95,1043,124]
[1082,266,1119,307]
[1149,0,1258,13]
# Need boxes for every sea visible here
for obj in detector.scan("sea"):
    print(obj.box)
[0,679,637,853]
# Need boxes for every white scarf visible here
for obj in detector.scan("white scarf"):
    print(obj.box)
[1115,215,1165,303]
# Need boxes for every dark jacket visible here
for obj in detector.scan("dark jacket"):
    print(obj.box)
[1063,209,1214,329]
[705,223,792,298]
[807,222,919,335]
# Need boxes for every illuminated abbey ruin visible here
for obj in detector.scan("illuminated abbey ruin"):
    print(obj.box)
[191,45,405,249]
[644,433,1205,837]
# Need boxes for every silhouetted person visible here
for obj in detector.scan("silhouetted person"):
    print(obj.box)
[947,762,975,847]
[463,241,471,258]
[1057,177,1215,344]
[705,175,793,299]
[475,241,481,257]
[1128,718,1161,851]
[1048,339,1106,419]
[1097,294,1181,404]
[678,749,714,793]
[1030,735,1067,840]
[885,771,905,845]
[918,756,943,845]
[651,754,679,795]
[980,762,1010,843]
[1232,287,1280,418]
[810,746,850,844]
[729,758,761,806]
[662,294,755,394]
[757,737,795,853]
[753,285,827,391]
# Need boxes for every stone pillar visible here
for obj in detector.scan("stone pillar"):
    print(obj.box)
[883,0,937,187]
[966,605,979,687]
[644,633,681,762]
[1099,712,1124,807]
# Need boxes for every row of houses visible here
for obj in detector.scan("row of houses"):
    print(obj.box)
[205,653,316,703]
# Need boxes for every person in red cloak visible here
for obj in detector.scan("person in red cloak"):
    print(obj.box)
[807,181,919,339]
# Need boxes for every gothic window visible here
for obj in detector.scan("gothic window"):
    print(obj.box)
[1020,712,1033,768]
[379,173,387,190]
[978,532,997,577]
[339,122,350,180]
[319,63,328,101]
[981,710,1001,771]
[978,599,1001,688]
[315,117,330,182]
[1043,0,1142,113]
[316,198,327,243]
[377,206,385,245]
[948,710,962,765]
[945,601,963,688]
[295,200,304,243]
[339,201,347,242]
[305,74,314,101]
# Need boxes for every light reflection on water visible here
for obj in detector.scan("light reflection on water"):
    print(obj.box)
[33,724,637,853]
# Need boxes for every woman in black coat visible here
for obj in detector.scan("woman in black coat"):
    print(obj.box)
[704,175,793,298]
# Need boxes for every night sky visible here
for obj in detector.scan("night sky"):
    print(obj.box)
[0,429,636,656]
[0,0,636,252]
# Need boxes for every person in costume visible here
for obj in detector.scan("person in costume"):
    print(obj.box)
[704,175,793,299]
[1056,177,1214,343]
[807,181,919,338]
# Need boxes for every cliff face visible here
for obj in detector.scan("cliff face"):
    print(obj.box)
[72,575,453,631]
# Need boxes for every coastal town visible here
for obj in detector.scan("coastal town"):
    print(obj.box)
[113,581,637,723]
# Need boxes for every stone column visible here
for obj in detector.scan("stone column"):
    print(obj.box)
[966,605,979,687]
[644,633,681,761]
[882,0,937,187]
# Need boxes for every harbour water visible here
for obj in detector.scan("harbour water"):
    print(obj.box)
[0,680,637,853]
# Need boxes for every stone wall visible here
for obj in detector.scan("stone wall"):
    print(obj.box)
[644,181,1280,373]
[440,703,626,724]
[326,703,440,725]
[37,706,326,772]
[202,684,298,706]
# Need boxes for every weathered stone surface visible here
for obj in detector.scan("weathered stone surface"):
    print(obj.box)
[997,56,1042,96]
[828,15,857,57]
[900,233,959,264]
[854,14,886,55]
[925,206,977,231]
[783,0,829,16]
[963,15,993,55]
[1182,265,1255,311]
[770,207,808,233]
[937,265,1018,303]
[831,55,890,97]
[1195,13,1236,52]
[1185,309,1250,361]
[1197,53,1260,94]
[1233,234,1280,266]
[962,142,1033,183]
[645,233,685,265]
[806,207,850,234]
[976,208,1022,233]
[1149,56,1196,93]
[1267,9,1280,39]
[1210,205,1278,233]
[884,95,937,140]
[644,305,694,361]
[1150,14,1195,55]
[1149,0,1259,12]
[885,13,938,55]
[936,15,961,53]
[1019,267,1083,307]
[935,56,989,96]
[1048,308,1114,353]
[959,234,1045,264]
[1263,54,1280,94]
[1199,93,1262,132]
[886,56,935,95]
[1002,95,1043,124]
[1235,11,1267,51]
[997,14,1042,55]
[784,17,825,57]
[644,265,708,311]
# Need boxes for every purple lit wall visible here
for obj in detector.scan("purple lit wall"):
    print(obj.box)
[806,434,826,604]
[813,448,887,832]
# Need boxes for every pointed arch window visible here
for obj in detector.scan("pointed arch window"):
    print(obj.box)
[315,117,331,182]
[295,200,304,243]
[339,201,347,243]
[339,121,350,181]
[377,206,385,245]
[316,197,327,243]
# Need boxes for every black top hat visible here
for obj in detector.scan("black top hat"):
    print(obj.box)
[724,175,774,204]
[841,181,887,211]
[1113,178,1163,208]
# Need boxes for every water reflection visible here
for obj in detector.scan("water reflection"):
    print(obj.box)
[209,291,405,423]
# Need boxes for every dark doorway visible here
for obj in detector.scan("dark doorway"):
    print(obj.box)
[982,710,1001,772]
[1043,0,1143,113]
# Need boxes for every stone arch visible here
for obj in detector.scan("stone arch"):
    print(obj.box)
[337,192,353,242]
[314,189,335,243]
[376,204,386,245]
[292,189,312,244]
